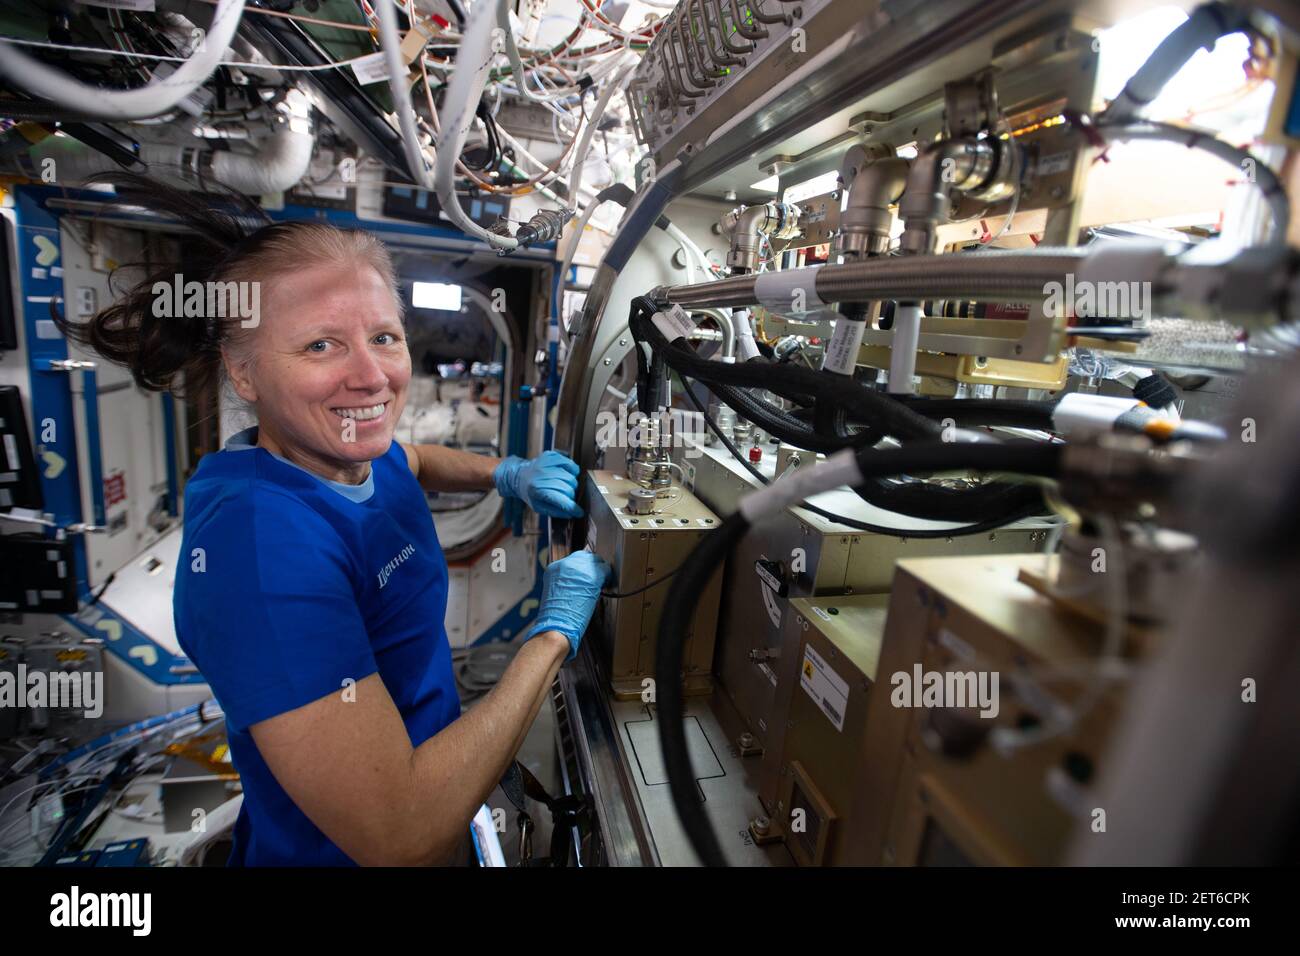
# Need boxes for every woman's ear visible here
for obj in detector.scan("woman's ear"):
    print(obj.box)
[222,349,258,404]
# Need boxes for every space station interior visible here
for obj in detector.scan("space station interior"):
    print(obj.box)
[0,0,1297,870]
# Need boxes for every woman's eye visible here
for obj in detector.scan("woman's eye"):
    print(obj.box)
[307,340,329,353]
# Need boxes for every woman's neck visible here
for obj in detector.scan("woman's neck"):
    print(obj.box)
[255,425,372,486]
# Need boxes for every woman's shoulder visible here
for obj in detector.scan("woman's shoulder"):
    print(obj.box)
[183,450,337,534]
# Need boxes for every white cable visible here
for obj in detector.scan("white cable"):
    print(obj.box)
[0,0,246,120]
[738,449,864,525]
[1094,120,1291,243]
[568,55,637,210]
[498,3,561,105]
[664,222,715,280]
[377,0,437,190]
[0,34,381,73]
[423,0,520,250]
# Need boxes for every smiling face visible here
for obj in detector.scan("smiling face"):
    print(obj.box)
[224,261,409,484]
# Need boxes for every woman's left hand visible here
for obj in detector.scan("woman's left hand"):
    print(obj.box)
[493,450,583,518]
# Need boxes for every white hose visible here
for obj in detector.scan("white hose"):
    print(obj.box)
[1101,3,1242,124]
[497,2,556,104]
[424,0,520,250]
[376,0,435,189]
[1095,121,1291,243]
[0,0,246,121]
[22,112,313,196]
[568,57,638,209]
[212,124,314,195]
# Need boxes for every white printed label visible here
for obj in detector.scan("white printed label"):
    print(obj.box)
[822,316,865,375]
[3,434,17,470]
[811,605,832,622]
[351,52,392,86]
[651,304,697,342]
[800,643,849,732]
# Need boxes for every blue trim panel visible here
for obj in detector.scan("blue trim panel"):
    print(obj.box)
[61,603,204,687]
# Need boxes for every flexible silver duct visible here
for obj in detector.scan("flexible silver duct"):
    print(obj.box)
[660,248,1089,309]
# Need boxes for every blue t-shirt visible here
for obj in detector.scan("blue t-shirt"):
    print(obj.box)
[174,427,460,865]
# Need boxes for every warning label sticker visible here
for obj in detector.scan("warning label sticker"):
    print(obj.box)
[800,643,848,732]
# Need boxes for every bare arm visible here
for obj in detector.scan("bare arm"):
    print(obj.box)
[249,629,569,866]
[400,440,501,493]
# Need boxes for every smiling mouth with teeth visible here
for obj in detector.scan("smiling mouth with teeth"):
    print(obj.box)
[331,402,387,422]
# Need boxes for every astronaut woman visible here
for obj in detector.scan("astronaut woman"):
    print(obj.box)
[60,175,609,865]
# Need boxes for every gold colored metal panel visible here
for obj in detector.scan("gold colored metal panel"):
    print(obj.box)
[586,471,724,699]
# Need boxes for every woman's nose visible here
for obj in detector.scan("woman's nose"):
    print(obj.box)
[344,344,389,392]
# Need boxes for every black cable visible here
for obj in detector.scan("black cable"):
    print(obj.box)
[892,395,1058,430]
[677,373,1047,538]
[637,297,1051,525]
[601,565,680,598]
[657,510,747,867]
[629,297,940,443]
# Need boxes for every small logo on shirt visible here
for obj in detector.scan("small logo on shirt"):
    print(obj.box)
[377,543,416,589]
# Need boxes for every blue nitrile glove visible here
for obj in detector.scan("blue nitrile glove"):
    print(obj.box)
[492,450,583,518]
[524,550,611,660]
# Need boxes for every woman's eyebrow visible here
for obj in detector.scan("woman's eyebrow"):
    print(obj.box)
[297,319,400,338]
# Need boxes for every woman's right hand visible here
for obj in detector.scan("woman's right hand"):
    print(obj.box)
[524,550,611,660]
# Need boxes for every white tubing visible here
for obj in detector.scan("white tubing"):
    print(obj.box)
[568,57,637,210]
[1095,121,1291,243]
[497,2,555,104]
[423,0,520,251]
[731,309,760,362]
[738,449,863,525]
[376,0,436,188]
[1102,4,1237,124]
[0,0,245,121]
[887,303,923,394]
[23,115,313,196]
[212,124,314,194]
